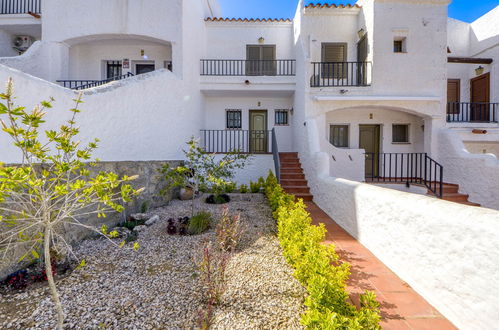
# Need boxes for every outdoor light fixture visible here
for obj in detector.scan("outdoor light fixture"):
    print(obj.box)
[475,66,485,76]
[141,49,148,60]
[357,28,365,39]
[258,37,265,44]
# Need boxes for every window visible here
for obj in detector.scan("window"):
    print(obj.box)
[392,124,410,143]
[330,125,349,148]
[321,43,347,78]
[246,45,276,75]
[275,110,289,126]
[226,110,242,129]
[393,38,406,53]
[106,60,122,79]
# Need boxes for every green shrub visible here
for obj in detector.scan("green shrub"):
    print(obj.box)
[224,182,237,193]
[249,180,261,193]
[188,211,212,235]
[239,184,248,193]
[264,172,381,329]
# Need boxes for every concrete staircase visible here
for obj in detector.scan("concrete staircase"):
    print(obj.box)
[436,183,481,207]
[279,152,313,201]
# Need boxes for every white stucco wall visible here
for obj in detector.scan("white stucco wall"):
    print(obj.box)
[67,39,172,80]
[463,141,499,158]
[205,21,294,60]
[0,29,19,57]
[214,154,274,185]
[203,95,294,152]
[0,66,203,163]
[300,117,499,330]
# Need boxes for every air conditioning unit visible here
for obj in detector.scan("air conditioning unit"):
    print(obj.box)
[12,36,34,53]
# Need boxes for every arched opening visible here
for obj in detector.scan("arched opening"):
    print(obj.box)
[59,34,173,89]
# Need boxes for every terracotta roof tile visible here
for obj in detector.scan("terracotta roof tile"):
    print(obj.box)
[205,17,292,23]
[305,3,361,9]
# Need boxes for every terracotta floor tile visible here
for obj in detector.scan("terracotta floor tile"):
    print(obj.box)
[406,317,457,330]
[304,201,456,329]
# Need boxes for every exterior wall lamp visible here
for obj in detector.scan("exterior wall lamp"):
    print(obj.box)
[357,28,366,39]
[475,66,485,76]
[258,37,265,44]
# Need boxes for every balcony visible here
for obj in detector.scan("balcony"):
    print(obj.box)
[447,102,499,123]
[200,129,276,154]
[310,62,372,87]
[200,59,295,76]
[56,73,134,90]
[0,0,41,14]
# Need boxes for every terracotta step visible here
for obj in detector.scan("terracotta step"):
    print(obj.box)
[279,152,298,160]
[442,185,459,194]
[462,201,481,207]
[281,179,308,187]
[281,168,303,174]
[280,162,301,168]
[442,193,470,203]
[289,193,313,201]
[283,186,311,194]
[280,173,305,180]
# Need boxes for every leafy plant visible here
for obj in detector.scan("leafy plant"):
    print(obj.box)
[250,180,261,193]
[0,79,141,329]
[188,211,212,235]
[140,200,150,213]
[223,182,237,194]
[215,206,243,252]
[239,184,248,194]
[160,137,250,216]
[264,172,381,329]
[197,241,230,305]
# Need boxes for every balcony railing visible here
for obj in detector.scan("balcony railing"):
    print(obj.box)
[365,152,443,198]
[447,102,499,123]
[57,73,134,90]
[200,59,296,76]
[310,61,372,87]
[0,0,40,14]
[200,129,274,154]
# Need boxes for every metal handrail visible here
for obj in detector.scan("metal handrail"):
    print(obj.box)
[271,128,280,182]
[447,102,499,123]
[57,73,134,90]
[200,59,296,76]
[365,152,443,198]
[0,0,40,14]
[200,129,274,154]
[310,61,372,87]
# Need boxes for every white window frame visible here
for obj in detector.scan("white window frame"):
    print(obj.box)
[329,124,350,148]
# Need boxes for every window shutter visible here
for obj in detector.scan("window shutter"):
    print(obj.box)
[247,46,260,61]
[322,44,346,62]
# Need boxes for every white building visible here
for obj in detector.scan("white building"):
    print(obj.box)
[1,0,499,328]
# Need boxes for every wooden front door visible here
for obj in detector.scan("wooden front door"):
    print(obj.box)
[447,79,460,115]
[249,110,268,153]
[359,125,381,178]
[471,73,490,121]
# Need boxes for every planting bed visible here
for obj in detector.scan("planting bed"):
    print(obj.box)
[0,194,305,329]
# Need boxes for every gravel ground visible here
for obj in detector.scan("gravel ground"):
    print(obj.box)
[0,194,305,329]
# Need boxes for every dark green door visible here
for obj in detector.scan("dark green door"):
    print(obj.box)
[359,125,380,178]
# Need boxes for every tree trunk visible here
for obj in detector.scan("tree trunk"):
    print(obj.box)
[44,226,64,329]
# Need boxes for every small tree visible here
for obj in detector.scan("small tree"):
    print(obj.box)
[160,137,250,216]
[0,79,141,329]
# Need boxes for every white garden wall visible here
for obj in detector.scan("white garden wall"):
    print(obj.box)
[0,65,203,163]
[300,117,499,330]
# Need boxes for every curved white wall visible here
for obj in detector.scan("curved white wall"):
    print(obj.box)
[0,65,202,163]
[299,117,499,330]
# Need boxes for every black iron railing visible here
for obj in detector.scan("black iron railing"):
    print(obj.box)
[200,129,274,154]
[447,102,499,123]
[310,61,372,87]
[57,73,134,90]
[0,0,40,14]
[271,128,280,182]
[200,59,296,76]
[365,152,443,198]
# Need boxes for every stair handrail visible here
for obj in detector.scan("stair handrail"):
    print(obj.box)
[271,128,280,183]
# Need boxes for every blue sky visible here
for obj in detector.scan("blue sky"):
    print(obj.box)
[217,0,498,23]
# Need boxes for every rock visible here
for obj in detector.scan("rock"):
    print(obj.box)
[130,213,150,221]
[133,225,147,233]
[145,215,160,226]
[180,187,194,201]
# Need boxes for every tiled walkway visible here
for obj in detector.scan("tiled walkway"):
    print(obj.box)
[305,202,456,330]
